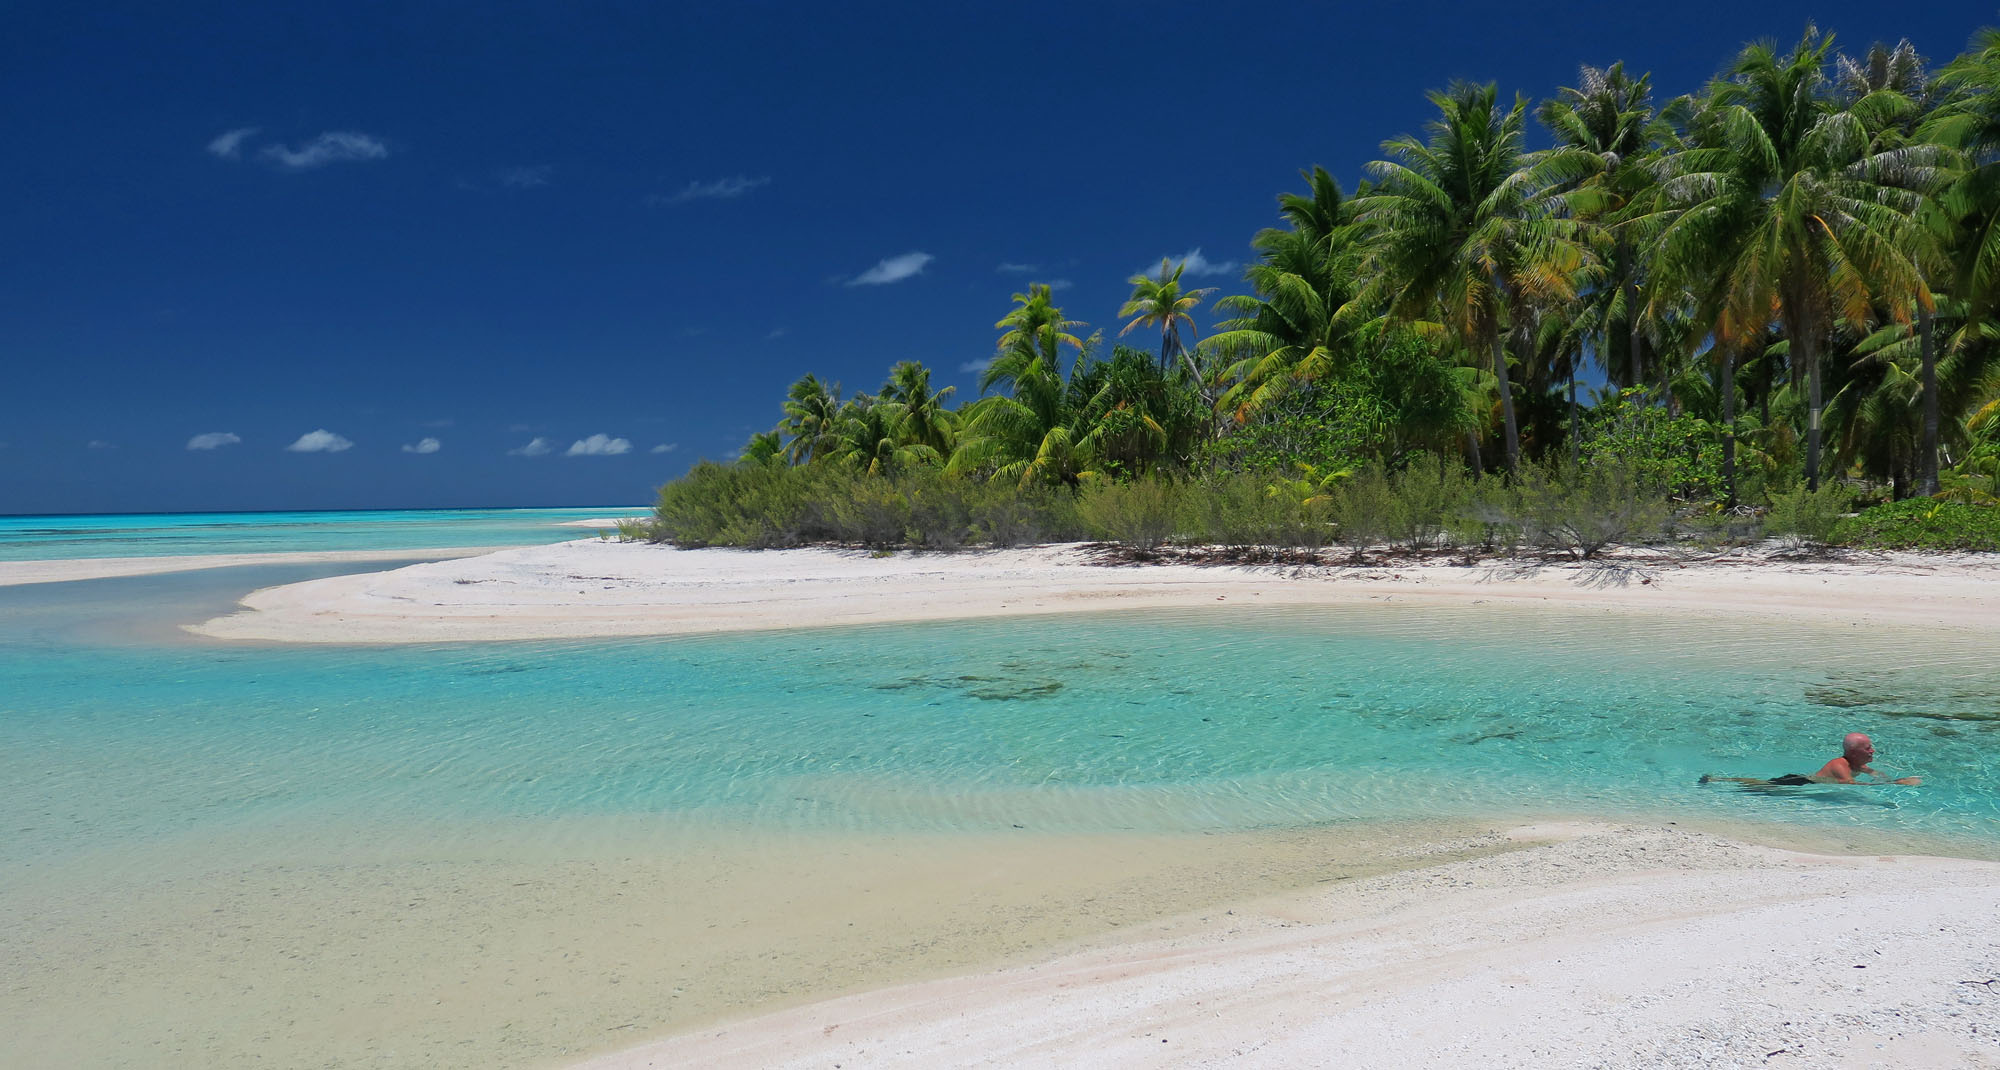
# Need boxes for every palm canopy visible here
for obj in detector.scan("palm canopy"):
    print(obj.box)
[1204,166,1372,419]
[1925,29,2000,324]
[1647,28,1929,487]
[1363,81,1583,471]
[1119,260,1218,377]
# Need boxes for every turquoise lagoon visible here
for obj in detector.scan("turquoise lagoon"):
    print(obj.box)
[7,539,2000,1067]
[0,506,644,560]
[7,566,2000,871]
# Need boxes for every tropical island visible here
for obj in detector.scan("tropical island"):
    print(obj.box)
[615,28,2000,566]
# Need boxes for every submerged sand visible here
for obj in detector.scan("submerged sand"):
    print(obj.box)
[576,822,2000,1070]
[186,539,2000,644]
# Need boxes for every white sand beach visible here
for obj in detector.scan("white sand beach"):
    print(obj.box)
[573,822,2000,1070]
[187,538,2000,644]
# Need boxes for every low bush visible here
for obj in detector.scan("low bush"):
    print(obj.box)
[1832,498,2000,552]
[1764,482,1851,551]
[1077,477,1182,549]
[1511,459,1671,560]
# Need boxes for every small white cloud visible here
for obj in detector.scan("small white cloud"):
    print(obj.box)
[566,433,632,457]
[649,443,678,454]
[261,132,389,172]
[1047,278,1074,291]
[765,327,788,340]
[187,431,241,450]
[508,436,554,457]
[1141,248,1239,279]
[655,175,771,205]
[285,429,354,453]
[401,437,441,454]
[87,439,117,450]
[497,165,551,189]
[849,251,933,286]
[996,262,1040,274]
[207,127,260,160]
[958,359,991,375]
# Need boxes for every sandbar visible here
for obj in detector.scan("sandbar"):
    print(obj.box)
[189,539,2000,643]
[573,821,2000,1069]
[0,546,498,587]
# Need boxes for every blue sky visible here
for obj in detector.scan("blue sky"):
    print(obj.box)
[2,2,1987,514]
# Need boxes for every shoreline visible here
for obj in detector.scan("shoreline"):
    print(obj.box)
[569,820,2000,1069]
[184,538,2000,644]
[0,546,502,587]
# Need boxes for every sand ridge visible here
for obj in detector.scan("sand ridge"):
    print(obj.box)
[185,539,2000,644]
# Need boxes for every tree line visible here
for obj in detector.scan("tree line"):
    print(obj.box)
[701,26,2000,533]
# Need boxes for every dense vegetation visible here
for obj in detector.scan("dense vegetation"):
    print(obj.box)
[642,25,2000,556]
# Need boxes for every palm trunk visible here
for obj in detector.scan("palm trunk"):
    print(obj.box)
[1719,342,1737,508]
[1920,301,1939,497]
[1803,327,1823,492]
[1465,430,1482,472]
[1490,318,1521,474]
[1568,356,1579,469]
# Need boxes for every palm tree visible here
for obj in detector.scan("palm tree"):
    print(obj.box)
[1204,166,1371,421]
[1364,82,1583,472]
[880,360,957,457]
[1120,260,1218,380]
[995,283,1085,373]
[1648,29,1926,490]
[779,373,841,465]
[1535,63,1665,395]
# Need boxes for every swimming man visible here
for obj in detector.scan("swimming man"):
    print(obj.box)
[1700,731,1921,788]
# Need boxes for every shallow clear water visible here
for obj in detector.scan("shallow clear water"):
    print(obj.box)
[0,506,644,560]
[5,568,1997,883]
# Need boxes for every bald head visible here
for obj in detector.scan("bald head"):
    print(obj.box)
[1843,733,1875,762]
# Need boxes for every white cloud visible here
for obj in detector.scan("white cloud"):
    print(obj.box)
[508,436,554,457]
[206,127,259,160]
[1141,248,1239,279]
[401,437,441,454]
[958,359,991,375]
[849,251,933,286]
[996,262,1040,274]
[1047,278,1074,291]
[649,443,678,454]
[497,165,551,189]
[566,434,631,457]
[261,132,389,172]
[657,175,770,204]
[766,327,788,340]
[284,429,354,453]
[87,439,117,450]
[187,431,241,450]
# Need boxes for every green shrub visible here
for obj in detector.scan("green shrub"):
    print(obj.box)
[1512,459,1671,560]
[1388,461,1470,550]
[1765,482,1851,551]
[1831,498,2000,552]
[1077,477,1182,548]
[1329,463,1399,560]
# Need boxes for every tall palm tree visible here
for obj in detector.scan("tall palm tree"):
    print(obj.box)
[995,283,1085,373]
[879,360,957,457]
[1535,63,1664,395]
[779,373,841,465]
[1364,82,1583,472]
[1204,166,1371,421]
[1648,29,1926,489]
[1120,260,1218,379]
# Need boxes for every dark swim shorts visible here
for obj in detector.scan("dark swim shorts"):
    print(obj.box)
[1768,773,1816,786]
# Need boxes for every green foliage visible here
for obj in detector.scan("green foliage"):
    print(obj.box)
[1076,478,1182,549]
[1510,458,1672,559]
[1575,389,1723,502]
[1764,481,1853,550]
[651,462,1081,549]
[1178,470,1333,549]
[1832,499,2000,551]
